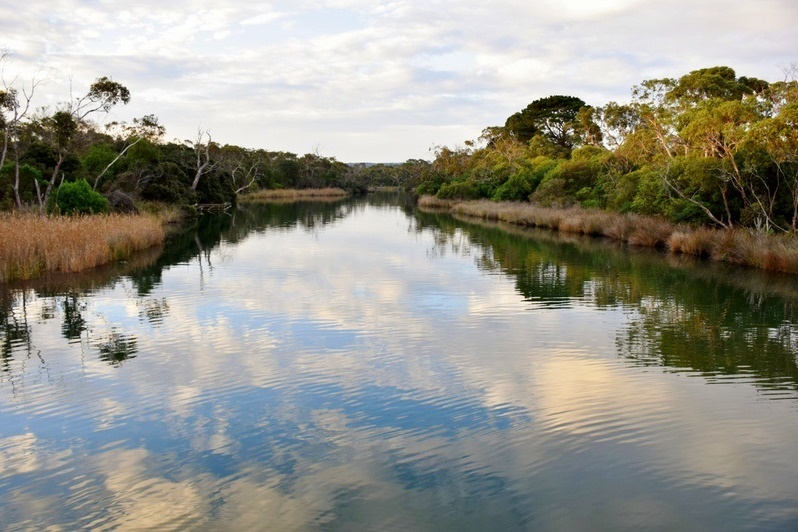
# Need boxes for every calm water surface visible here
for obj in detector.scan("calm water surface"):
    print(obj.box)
[2,194,798,530]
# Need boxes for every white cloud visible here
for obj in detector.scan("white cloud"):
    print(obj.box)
[1,0,796,160]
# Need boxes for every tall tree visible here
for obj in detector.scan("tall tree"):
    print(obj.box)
[504,95,587,151]
[38,76,131,212]
[93,114,165,190]
[191,128,216,191]
[1,54,45,208]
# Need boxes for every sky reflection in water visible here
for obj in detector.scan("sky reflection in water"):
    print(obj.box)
[2,195,798,530]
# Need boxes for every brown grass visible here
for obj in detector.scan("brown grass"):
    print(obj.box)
[628,216,674,248]
[418,195,798,274]
[0,213,165,283]
[241,188,349,201]
[418,196,459,210]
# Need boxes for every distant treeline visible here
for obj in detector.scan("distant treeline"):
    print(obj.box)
[415,65,798,233]
[0,62,430,214]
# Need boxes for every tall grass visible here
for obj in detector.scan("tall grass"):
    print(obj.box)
[0,213,165,283]
[241,188,349,201]
[418,196,798,274]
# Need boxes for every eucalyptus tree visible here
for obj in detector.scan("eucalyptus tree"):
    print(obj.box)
[34,76,131,212]
[504,95,587,153]
[217,144,263,195]
[0,55,45,208]
[92,114,165,190]
[190,128,217,191]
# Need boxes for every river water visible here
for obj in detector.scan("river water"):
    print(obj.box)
[2,193,798,530]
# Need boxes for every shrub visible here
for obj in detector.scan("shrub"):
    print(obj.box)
[628,216,674,248]
[436,180,481,200]
[50,179,110,215]
[492,171,537,202]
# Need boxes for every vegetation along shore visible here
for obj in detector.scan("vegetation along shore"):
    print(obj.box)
[2,62,797,278]
[419,196,798,273]
[0,212,165,283]
[240,188,349,201]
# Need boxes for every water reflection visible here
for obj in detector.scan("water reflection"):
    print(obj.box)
[1,193,798,530]
[417,210,798,396]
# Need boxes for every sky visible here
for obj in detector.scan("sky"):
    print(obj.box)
[1,1,796,163]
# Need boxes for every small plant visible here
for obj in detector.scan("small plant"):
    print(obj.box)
[50,179,110,215]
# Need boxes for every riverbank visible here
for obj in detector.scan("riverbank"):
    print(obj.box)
[240,188,349,201]
[418,196,798,274]
[0,213,167,283]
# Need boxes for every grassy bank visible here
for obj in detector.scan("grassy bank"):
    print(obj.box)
[240,188,349,201]
[419,196,798,274]
[0,213,166,283]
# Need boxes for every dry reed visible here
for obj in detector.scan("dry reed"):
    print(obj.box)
[0,213,165,283]
[417,196,458,210]
[241,188,349,201]
[418,195,798,274]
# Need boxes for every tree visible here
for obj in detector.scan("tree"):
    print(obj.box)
[93,114,165,190]
[504,95,587,152]
[218,144,263,195]
[190,128,216,191]
[70,76,131,120]
[1,54,45,208]
[667,66,767,105]
[33,77,131,213]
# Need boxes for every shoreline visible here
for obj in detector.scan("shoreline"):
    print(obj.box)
[418,196,798,274]
[0,212,169,284]
[239,188,349,201]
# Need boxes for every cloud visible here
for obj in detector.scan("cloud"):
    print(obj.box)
[1,1,796,160]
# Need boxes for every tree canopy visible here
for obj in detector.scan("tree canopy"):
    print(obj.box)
[416,65,798,233]
[504,95,587,150]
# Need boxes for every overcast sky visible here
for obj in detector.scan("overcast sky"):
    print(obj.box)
[1,1,796,162]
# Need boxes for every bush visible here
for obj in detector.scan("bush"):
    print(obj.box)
[49,179,110,215]
[436,180,482,200]
[492,169,539,202]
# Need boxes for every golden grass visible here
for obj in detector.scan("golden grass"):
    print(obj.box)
[416,196,458,210]
[418,195,798,274]
[0,213,165,283]
[241,188,349,201]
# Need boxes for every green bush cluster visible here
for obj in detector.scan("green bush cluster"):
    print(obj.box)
[49,179,110,215]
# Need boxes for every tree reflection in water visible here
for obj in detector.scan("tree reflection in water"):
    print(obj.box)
[415,208,798,395]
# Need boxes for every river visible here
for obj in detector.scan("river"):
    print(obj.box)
[2,193,798,530]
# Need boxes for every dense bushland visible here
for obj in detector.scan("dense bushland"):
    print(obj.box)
[415,66,798,234]
[1,67,430,215]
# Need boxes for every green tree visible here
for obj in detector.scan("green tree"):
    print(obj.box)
[504,95,587,152]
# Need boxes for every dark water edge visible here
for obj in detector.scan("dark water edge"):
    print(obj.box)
[2,192,798,530]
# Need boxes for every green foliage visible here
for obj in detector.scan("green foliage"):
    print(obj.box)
[140,162,195,204]
[492,168,539,202]
[531,158,599,206]
[436,180,481,200]
[4,65,797,233]
[504,95,587,150]
[416,170,448,197]
[49,179,110,215]
[667,66,766,104]
[51,111,78,149]
[418,66,798,232]
[81,144,119,188]
[1,163,43,209]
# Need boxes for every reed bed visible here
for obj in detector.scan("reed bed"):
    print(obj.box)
[0,213,165,283]
[241,188,349,201]
[418,196,798,274]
